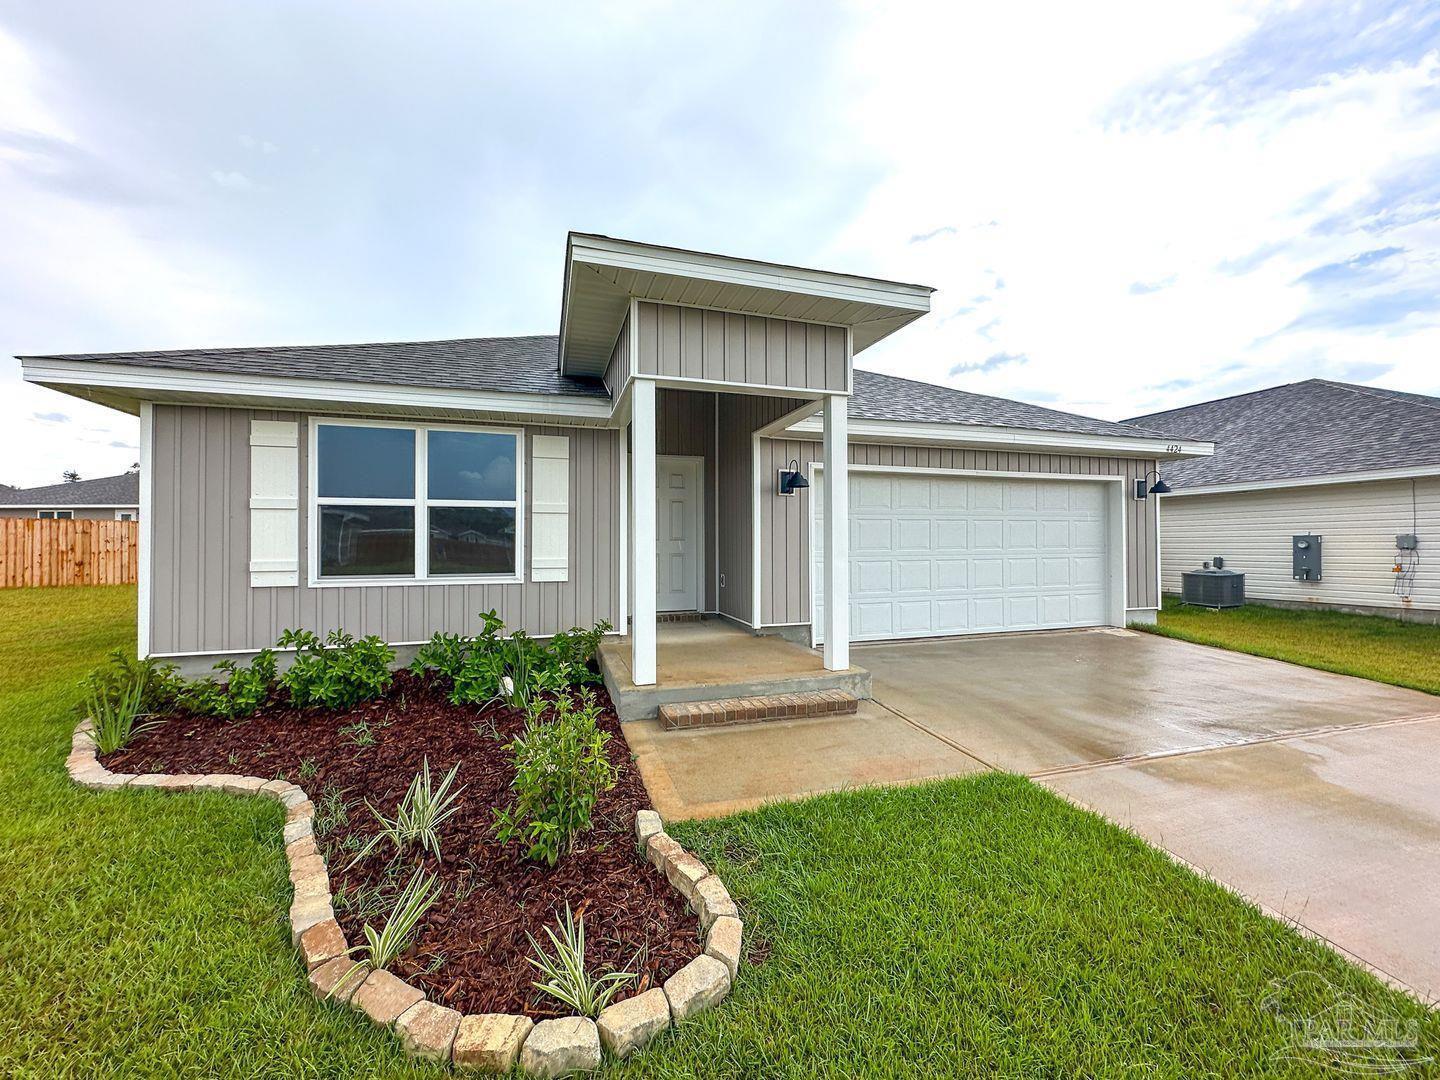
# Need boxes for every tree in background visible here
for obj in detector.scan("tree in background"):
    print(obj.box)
[61,470,80,483]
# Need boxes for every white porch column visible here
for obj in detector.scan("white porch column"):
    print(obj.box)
[822,393,849,671]
[630,379,658,686]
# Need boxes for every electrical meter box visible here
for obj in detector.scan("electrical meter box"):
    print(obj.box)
[1292,534,1322,581]
[1396,534,1419,550]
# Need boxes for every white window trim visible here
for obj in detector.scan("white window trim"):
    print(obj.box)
[37,509,74,519]
[307,416,526,587]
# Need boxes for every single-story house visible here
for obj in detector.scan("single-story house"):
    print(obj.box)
[20,233,1211,689]
[0,472,140,520]
[1126,379,1439,622]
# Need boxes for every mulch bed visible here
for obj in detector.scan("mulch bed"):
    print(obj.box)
[102,672,697,1017]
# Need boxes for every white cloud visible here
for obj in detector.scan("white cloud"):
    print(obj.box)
[210,168,255,190]
[826,3,1440,417]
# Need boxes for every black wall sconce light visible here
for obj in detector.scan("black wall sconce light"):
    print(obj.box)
[1134,469,1172,500]
[777,459,810,497]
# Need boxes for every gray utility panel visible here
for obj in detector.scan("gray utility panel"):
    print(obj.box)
[1292,534,1322,581]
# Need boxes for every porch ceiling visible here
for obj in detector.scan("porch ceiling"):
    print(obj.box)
[560,233,934,378]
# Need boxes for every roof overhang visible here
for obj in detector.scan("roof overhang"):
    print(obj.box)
[1163,463,1440,497]
[777,414,1215,460]
[21,358,615,426]
[559,233,934,378]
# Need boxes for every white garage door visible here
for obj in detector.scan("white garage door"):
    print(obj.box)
[813,472,1111,643]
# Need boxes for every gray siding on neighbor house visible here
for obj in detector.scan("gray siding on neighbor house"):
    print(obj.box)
[755,440,1161,626]
[1160,477,1440,613]
[633,301,848,393]
[604,312,631,396]
[149,404,621,656]
[656,389,718,611]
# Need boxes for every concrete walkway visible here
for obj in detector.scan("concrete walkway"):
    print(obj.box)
[625,628,1440,1002]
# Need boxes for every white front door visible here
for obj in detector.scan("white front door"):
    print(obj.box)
[656,456,702,612]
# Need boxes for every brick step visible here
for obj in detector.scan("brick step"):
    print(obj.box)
[660,690,859,730]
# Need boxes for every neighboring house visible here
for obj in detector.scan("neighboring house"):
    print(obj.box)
[20,233,1210,677]
[0,472,140,521]
[1127,379,1440,622]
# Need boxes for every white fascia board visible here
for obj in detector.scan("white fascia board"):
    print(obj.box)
[22,358,614,423]
[0,503,138,509]
[568,233,935,313]
[781,415,1215,459]
[1164,464,1440,497]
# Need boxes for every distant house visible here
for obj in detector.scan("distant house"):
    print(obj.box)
[1126,380,1439,622]
[0,472,140,521]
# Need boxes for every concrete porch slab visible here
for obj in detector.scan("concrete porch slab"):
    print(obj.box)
[624,701,987,820]
[600,619,871,721]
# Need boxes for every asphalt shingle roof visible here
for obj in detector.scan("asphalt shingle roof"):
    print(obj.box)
[0,472,139,506]
[849,369,1178,439]
[25,336,609,398]
[26,335,1181,442]
[1124,379,1440,489]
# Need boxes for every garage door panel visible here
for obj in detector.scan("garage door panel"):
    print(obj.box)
[897,560,932,592]
[972,558,1005,588]
[972,520,1004,548]
[935,520,968,549]
[1073,555,1106,587]
[1007,558,1039,587]
[895,600,932,634]
[1040,519,1071,548]
[896,518,932,550]
[853,560,892,595]
[1005,482,1038,511]
[853,518,892,552]
[816,472,1113,643]
[973,597,1006,629]
[936,559,969,589]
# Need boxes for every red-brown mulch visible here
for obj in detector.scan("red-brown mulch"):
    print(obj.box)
[102,672,697,1017]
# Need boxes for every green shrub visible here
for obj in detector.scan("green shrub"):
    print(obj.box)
[179,649,276,719]
[493,690,617,865]
[85,674,161,754]
[277,629,394,711]
[79,649,182,719]
[412,612,612,707]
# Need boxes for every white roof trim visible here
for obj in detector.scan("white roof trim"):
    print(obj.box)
[1164,463,1440,496]
[570,234,934,311]
[0,503,138,509]
[560,233,933,377]
[22,358,614,422]
[780,415,1214,459]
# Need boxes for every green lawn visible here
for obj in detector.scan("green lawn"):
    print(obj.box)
[1137,596,1440,697]
[2,588,1435,1077]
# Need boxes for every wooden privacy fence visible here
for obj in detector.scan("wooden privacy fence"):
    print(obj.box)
[0,519,139,588]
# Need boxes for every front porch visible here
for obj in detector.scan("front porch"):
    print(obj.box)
[598,617,870,722]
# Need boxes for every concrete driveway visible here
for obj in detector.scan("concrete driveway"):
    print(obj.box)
[627,628,1440,1001]
[859,630,1440,1003]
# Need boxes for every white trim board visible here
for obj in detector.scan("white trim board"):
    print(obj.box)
[138,402,153,658]
[23,358,613,423]
[1163,465,1440,497]
[780,415,1213,460]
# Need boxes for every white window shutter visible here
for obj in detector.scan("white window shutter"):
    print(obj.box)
[250,420,299,587]
[531,434,569,582]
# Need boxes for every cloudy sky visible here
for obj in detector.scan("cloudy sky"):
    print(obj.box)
[1,1,1437,486]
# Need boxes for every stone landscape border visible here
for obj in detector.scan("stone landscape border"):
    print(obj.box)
[66,719,742,1075]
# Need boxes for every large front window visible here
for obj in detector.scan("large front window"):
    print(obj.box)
[312,420,522,582]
